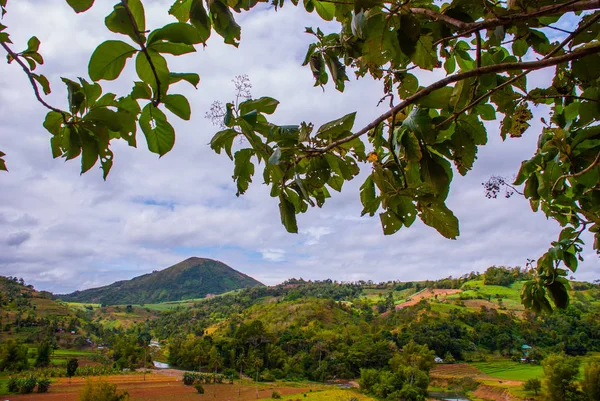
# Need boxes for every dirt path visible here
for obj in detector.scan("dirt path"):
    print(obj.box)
[396,289,461,309]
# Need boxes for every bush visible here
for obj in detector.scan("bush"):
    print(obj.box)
[523,378,541,396]
[7,376,19,393]
[260,369,275,382]
[183,372,197,385]
[272,391,282,399]
[80,378,129,401]
[195,383,205,394]
[37,377,51,393]
[17,375,38,394]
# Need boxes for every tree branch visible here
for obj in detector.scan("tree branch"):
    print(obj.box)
[408,8,468,29]
[1,42,65,115]
[120,0,161,106]
[434,11,600,129]
[526,94,600,103]
[552,152,600,194]
[308,44,600,153]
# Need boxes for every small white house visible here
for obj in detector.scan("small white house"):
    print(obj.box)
[434,357,444,363]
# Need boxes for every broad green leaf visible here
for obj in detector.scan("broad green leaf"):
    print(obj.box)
[420,152,451,197]
[279,195,298,233]
[402,107,431,135]
[417,199,459,239]
[135,50,169,96]
[547,280,569,309]
[148,22,204,45]
[169,72,200,88]
[239,97,279,115]
[360,175,380,216]
[131,81,152,99]
[416,87,452,109]
[512,39,528,57]
[43,111,66,136]
[380,210,403,235]
[316,112,356,139]
[210,128,238,159]
[139,104,175,156]
[209,0,241,47]
[88,40,137,81]
[26,36,40,53]
[401,131,422,162]
[313,0,335,21]
[169,0,192,21]
[412,35,436,70]
[61,78,86,115]
[66,0,94,13]
[83,107,123,132]
[149,41,196,55]
[190,0,211,44]
[81,133,99,174]
[32,74,51,95]
[233,148,255,195]
[164,94,191,120]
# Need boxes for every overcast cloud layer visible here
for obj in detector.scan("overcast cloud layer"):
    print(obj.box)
[0,0,598,293]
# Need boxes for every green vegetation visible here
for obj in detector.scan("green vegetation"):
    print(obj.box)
[80,378,129,401]
[59,257,263,305]
[471,361,543,381]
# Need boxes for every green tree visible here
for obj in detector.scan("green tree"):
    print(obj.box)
[35,341,52,368]
[66,358,79,382]
[523,378,542,396]
[542,354,581,401]
[0,339,29,372]
[1,0,599,311]
[581,361,600,401]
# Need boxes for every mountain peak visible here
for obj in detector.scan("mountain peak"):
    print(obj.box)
[59,258,263,305]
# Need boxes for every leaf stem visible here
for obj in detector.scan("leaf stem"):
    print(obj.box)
[120,0,161,106]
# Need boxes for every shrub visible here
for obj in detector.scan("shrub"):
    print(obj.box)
[18,375,38,394]
[80,378,129,401]
[523,378,541,396]
[7,376,19,392]
[272,391,282,399]
[37,377,51,393]
[183,372,197,385]
[195,383,205,394]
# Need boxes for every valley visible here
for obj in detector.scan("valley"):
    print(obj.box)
[1,261,599,401]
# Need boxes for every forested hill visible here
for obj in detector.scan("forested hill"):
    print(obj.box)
[59,257,263,305]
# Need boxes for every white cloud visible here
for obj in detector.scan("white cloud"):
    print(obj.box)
[0,1,597,293]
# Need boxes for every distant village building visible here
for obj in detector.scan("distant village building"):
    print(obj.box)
[521,344,533,363]
[434,357,444,363]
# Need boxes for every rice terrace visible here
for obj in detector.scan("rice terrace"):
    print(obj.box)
[1,0,600,400]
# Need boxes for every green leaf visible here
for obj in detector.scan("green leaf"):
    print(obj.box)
[66,0,94,13]
[380,210,403,235]
[401,131,422,162]
[316,112,356,139]
[81,133,99,174]
[149,41,196,55]
[360,175,379,216]
[512,39,528,57]
[210,129,238,159]
[169,72,200,88]
[83,107,123,132]
[209,0,241,47]
[412,35,436,71]
[402,107,431,135]
[417,199,459,239]
[416,87,452,109]
[88,40,137,81]
[239,97,280,115]
[190,0,211,44]
[313,0,335,21]
[26,36,40,53]
[169,0,192,21]
[135,50,169,96]
[139,103,175,156]
[420,152,451,197]
[43,111,66,136]
[476,104,496,121]
[233,149,255,195]
[163,94,191,120]
[32,74,51,95]
[131,81,152,100]
[105,0,145,44]
[279,195,298,233]
[148,22,204,45]
[547,280,569,309]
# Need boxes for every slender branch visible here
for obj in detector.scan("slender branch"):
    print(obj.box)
[120,0,161,106]
[408,8,468,29]
[434,11,600,129]
[1,42,65,115]
[308,44,600,153]
[552,152,600,193]
[526,94,600,103]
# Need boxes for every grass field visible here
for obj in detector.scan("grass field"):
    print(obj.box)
[471,361,543,381]
[0,377,9,396]
[280,389,375,401]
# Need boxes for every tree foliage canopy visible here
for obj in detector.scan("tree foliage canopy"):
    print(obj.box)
[1,0,599,311]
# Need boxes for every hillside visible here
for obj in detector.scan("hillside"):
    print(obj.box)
[58,257,264,305]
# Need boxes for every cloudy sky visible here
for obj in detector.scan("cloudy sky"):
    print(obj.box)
[0,0,597,293]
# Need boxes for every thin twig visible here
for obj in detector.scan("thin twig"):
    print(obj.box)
[306,44,600,153]
[526,94,600,103]
[409,8,468,29]
[120,0,162,106]
[434,12,600,129]
[1,42,65,115]
[551,152,600,193]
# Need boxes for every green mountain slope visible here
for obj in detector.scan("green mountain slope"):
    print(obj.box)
[59,257,263,305]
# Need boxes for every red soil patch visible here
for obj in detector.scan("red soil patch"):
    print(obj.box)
[396,289,462,309]
[5,373,311,401]
[430,363,487,378]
